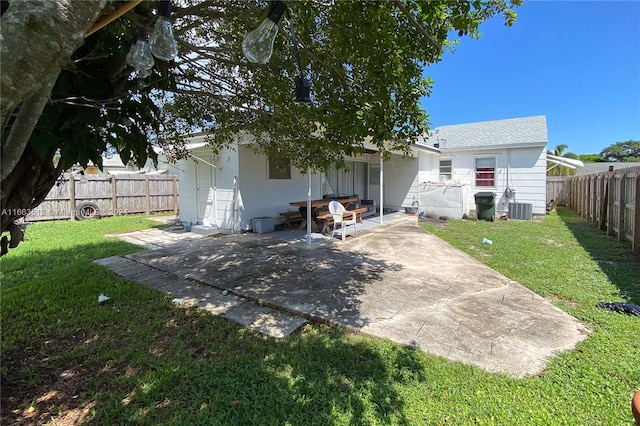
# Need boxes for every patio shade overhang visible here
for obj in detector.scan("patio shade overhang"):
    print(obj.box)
[547,154,584,170]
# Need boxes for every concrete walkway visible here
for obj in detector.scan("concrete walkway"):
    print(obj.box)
[95,216,590,377]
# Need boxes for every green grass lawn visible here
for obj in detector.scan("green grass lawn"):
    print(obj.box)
[1,209,639,425]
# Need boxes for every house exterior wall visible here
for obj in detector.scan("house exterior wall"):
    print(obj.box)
[431,146,547,216]
[379,154,420,210]
[176,145,240,229]
[178,142,326,232]
[237,145,323,231]
[176,154,198,225]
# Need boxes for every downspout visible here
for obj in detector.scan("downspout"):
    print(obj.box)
[506,149,511,190]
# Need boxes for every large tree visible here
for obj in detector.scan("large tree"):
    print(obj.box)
[600,140,640,162]
[1,0,521,253]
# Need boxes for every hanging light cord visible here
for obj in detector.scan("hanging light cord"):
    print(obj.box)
[286,9,303,76]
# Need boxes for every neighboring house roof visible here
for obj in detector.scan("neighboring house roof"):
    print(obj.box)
[417,115,548,151]
[102,156,129,169]
[576,162,640,175]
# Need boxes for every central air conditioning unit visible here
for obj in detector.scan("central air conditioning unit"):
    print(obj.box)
[508,203,533,220]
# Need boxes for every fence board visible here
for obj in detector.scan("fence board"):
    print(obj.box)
[26,174,179,221]
[546,176,567,204]
[562,166,639,254]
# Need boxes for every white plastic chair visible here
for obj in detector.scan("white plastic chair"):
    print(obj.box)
[328,200,357,240]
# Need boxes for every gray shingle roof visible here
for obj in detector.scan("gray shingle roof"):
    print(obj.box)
[576,162,640,175]
[419,115,548,151]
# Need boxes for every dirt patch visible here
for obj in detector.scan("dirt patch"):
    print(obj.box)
[548,293,578,308]
[418,215,449,228]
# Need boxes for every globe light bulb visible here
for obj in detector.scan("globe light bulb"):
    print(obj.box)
[126,27,154,74]
[149,16,178,61]
[126,38,155,71]
[242,1,287,64]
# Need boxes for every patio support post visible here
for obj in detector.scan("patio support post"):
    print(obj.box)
[379,155,384,224]
[307,167,312,245]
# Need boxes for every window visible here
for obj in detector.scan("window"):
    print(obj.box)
[475,156,496,187]
[370,164,380,185]
[438,158,452,182]
[325,161,369,198]
[268,156,291,180]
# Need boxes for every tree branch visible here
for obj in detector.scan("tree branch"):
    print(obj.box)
[393,0,441,52]
[1,71,59,182]
[1,1,108,129]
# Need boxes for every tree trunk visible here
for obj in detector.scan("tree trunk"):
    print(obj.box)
[1,1,107,127]
[0,0,106,254]
[1,71,59,182]
[1,145,61,238]
[0,0,107,193]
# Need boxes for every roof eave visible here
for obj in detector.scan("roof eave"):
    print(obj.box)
[443,142,547,152]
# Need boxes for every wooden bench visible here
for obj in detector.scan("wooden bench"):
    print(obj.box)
[279,211,304,228]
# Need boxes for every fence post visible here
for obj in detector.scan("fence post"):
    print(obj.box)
[111,175,118,216]
[634,169,640,254]
[607,172,615,236]
[144,175,151,215]
[68,175,76,220]
[599,173,607,230]
[589,175,595,223]
[617,173,626,242]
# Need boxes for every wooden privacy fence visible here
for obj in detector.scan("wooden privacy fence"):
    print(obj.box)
[546,176,568,204]
[565,165,640,254]
[25,174,178,222]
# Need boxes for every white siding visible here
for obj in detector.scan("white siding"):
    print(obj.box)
[176,145,239,228]
[504,147,547,215]
[176,156,198,225]
[426,146,546,215]
[381,154,420,210]
[237,145,322,231]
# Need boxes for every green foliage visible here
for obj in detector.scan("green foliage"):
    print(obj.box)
[1,210,639,424]
[549,144,568,157]
[600,140,640,162]
[579,153,607,163]
[2,1,524,236]
[127,0,523,172]
[25,26,161,171]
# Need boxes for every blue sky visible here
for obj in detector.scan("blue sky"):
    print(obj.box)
[422,0,640,155]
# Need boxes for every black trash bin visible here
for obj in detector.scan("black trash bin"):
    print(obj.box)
[474,192,496,221]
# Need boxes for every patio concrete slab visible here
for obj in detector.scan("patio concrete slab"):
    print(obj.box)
[93,254,306,338]
[96,216,590,377]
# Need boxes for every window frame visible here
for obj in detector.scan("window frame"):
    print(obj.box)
[267,156,292,180]
[474,155,497,188]
[438,157,453,182]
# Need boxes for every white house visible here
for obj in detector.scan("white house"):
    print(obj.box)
[415,115,549,219]
[174,115,549,231]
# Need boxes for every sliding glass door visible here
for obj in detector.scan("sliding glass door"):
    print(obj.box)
[325,161,368,199]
